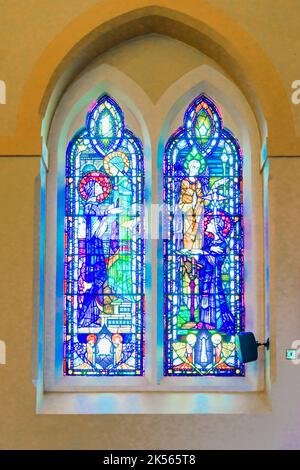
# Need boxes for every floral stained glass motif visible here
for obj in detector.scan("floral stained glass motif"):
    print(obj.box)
[163,94,244,376]
[64,95,145,376]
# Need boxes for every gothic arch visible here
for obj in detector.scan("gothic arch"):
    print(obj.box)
[44,64,155,390]
[152,64,265,388]
[38,6,270,412]
[11,0,296,157]
[42,53,266,399]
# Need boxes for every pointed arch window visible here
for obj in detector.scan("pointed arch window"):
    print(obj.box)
[41,62,265,414]
[163,95,244,376]
[64,95,145,376]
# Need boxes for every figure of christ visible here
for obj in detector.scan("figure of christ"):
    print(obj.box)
[178,159,206,322]
[179,159,204,252]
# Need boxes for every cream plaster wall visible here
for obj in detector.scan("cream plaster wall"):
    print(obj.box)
[0,0,300,449]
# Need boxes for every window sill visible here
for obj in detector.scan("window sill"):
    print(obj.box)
[36,390,270,414]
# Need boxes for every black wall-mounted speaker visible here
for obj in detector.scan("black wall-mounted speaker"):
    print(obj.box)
[236,332,258,363]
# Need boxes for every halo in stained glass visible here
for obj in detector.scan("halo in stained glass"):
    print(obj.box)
[86,94,125,156]
[184,94,222,156]
[103,151,130,176]
[183,146,206,174]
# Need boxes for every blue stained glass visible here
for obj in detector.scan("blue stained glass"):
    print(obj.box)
[163,94,245,376]
[64,94,145,376]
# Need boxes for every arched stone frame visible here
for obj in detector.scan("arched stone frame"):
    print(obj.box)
[40,40,268,412]
[3,0,297,157]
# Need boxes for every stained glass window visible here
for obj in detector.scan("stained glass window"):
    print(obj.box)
[64,95,145,376]
[163,94,244,376]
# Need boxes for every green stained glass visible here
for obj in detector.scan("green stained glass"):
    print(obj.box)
[195,110,212,146]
